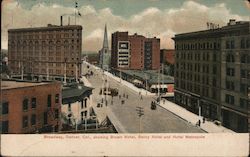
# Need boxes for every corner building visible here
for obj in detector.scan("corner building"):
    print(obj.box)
[173,20,250,132]
[8,24,82,82]
[1,80,61,133]
[111,32,160,70]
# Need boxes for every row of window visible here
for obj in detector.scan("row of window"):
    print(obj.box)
[225,94,249,110]
[68,99,88,112]
[226,54,250,63]
[176,52,217,62]
[176,81,217,99]
[175,42,220,50]
[225,38,250,49]
[9,31,81,40]
[22,94,59,112]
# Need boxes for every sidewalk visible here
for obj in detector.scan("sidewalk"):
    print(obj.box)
[158,100,235,133]
[83,62,235,133]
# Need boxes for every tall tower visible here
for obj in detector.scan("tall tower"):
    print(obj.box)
[99,24,111,70]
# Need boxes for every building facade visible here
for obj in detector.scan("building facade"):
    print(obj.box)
[160,49,175,65]
[61,83,94,130]
[0,80,61,133]
[173,20,250,132]
[8,24,82,82]
[111,32,160,70]
[99,24,111,70]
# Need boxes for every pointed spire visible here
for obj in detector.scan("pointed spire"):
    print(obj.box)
[103,24,109,49]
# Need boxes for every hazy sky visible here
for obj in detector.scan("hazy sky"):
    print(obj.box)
[2,0,250,52]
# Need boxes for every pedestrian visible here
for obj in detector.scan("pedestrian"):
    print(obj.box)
[163,99,165,104]
[203,117,205,123]
[141,95,143,100]
[126,95,128,99]
[119,95,121,99]
[198,120,201,126]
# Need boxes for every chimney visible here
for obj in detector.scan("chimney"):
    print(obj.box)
[228,19,236,26]
[60,16,63,26]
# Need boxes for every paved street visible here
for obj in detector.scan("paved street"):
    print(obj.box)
[82,62,204,133]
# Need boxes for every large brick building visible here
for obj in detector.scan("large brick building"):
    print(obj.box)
[111,32,160,70]
[160,49,175,65]
[8,23,82,82]
[172,19,250,132]
[0,79,61,133]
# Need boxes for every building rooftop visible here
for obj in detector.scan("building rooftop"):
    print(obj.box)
[8,24,82,33]
[62,84,93,104]
[120,69,174,84]
[1,79,55,90]
[173,20,249,40]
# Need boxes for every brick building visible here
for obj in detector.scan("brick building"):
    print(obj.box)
[8,23,82,83]
[111,32,160,70]
[160,49,175,65]
[0,79,61,133]
[172,19,250,132]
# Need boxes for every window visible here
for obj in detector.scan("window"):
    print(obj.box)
[213,53,216,62]
[226,81,234,91]
[226,40,230,49]
[240,98,249,109]
[213,65,217,74]
[23,116,28,128]
[31,114,36,125]
[226,54,235,62]
[43,112,48,125]
[241,70,250,79]
[68,103,71,111]
[47,95,51,107]
[31,98,36,108]
[225,94,234,105]
[226,68,235,76]
[231,40,235,49]
[55,109,59,119]
[1,121,8,133]
[2,102,9,114]
[240,84,249,94]
[241,39,245,48]
[23,99,28,111]
[213,78,216,87]
[55,94,59,103]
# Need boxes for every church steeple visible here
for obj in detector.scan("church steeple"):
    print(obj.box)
[103,24,109,49]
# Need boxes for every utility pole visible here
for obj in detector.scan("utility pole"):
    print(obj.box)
[136,106,144,133]
[158,66,160,100]
[75,63,78,83]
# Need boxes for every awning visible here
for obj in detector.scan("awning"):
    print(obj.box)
[150,84,168,88]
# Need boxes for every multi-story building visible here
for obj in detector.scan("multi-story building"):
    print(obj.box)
[160,49,175,65]
[111,32,160,70]
[0,79,61,133]
[173,19,250,132]
[99,24,111,70]
[8,22,82,83]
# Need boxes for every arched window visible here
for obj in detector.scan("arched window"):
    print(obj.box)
[226,54,234,63]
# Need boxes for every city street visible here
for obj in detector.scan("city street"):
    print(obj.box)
[82,63,204,133]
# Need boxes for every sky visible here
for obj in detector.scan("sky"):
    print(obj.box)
[1,0,250,52]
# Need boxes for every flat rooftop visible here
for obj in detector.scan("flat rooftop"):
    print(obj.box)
[1,80,53,90]
[120,69,174,84]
